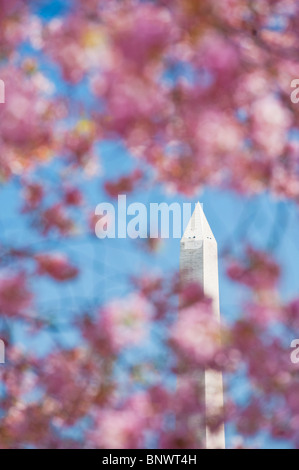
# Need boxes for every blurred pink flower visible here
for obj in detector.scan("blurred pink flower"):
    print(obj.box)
[109,4,175,67]
[22,182,44,212]
[170,302,221,366]
[104,169,143,198]
[0,272,32,316]
[236,401,265,436]
[227,247,280,290]
[35,253,78,282]
[63,187,83,206]
[251,95,291,159]
[0,66,60,178]
[83,294,151,355]
[41,204,74,236]
[88,393,151,449]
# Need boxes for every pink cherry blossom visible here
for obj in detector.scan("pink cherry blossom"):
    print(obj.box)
[35,253,79,282]
[104,169,143,198]
[0,272,32,317]
[83,294,151,355]
[88,392,152,449]
[40,204,74,236]
[63,187,83,207]
[227,247,280,290]
[170,301,221,366]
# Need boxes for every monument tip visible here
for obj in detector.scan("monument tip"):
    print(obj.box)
[181,202,216,243]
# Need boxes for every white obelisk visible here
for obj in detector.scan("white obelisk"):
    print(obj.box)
[180,202,225,449]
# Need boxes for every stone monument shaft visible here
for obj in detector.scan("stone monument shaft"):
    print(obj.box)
[180,202,225,449]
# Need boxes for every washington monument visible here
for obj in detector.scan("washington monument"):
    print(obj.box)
[180,202,225,449]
